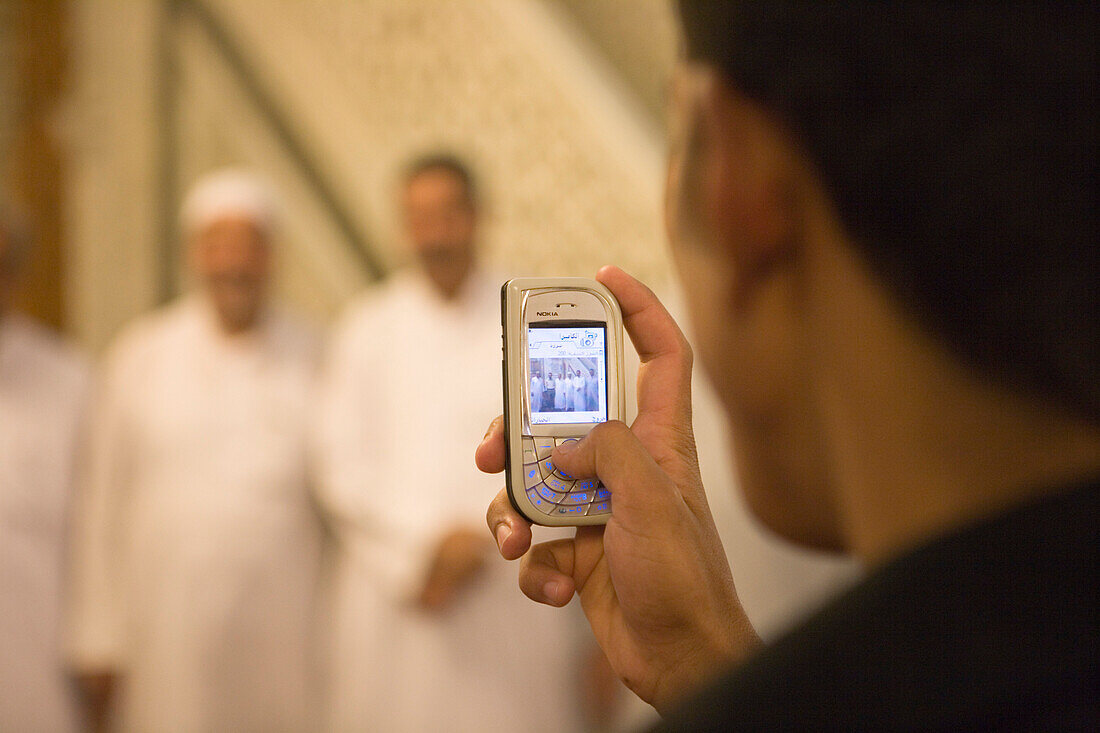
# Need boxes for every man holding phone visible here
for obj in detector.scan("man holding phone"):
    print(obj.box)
[479,2,1097,728]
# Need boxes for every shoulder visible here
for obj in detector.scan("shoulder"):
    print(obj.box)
[3,314,91,394]
[657,482,1100,731]
[331,274,417,342]
[101,299,195,373]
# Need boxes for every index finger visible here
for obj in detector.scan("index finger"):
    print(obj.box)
[596,266,693,423]
[596,266,692,369]
[596,266,696,471]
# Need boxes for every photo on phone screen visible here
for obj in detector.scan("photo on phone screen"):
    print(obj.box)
[527,324,608,424]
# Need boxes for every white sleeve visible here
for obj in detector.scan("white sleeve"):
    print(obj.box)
[65,345,138,672]
[311,316,437,603]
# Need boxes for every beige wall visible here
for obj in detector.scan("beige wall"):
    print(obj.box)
[65,0,673,351]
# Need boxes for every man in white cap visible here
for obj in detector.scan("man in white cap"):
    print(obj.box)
[314,153,594,732]
[67,169,323,732]
[0,201,90,733]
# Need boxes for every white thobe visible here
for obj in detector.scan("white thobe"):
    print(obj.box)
[530,375,543,412]
[0,314,90,733]
[572,375,586,412]
[67,296,324,732]
[315,270,586,733]
[554,377,567,410]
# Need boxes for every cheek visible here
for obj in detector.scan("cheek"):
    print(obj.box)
[249,245,272,276]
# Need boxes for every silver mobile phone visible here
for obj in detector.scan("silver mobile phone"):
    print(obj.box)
[501,278,626,526]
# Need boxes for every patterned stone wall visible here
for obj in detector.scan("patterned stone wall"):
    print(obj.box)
[207,0,673,294]
[555,0,679,121]
[66,0,678,347]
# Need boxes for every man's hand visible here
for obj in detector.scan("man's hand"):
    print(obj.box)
[418,526,493,612]
[477,266,759,714]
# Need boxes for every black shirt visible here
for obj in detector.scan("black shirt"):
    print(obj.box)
[654,478,1099,731]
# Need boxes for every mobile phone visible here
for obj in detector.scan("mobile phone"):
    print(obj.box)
[501,277,626,526]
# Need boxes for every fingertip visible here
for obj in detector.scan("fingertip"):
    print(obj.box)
[543,578,575,607]
[595,264,621,281]
[494,522,512,553]
[595,265,633,293]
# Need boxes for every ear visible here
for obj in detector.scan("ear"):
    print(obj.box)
[695,75,798,294]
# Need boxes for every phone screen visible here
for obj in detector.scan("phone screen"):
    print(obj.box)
[527,323,608,425]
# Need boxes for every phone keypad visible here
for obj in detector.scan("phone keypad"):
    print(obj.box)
[519,436,611,518]
[532,437,557,460]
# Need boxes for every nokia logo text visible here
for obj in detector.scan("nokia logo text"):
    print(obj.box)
[536,311,558,317]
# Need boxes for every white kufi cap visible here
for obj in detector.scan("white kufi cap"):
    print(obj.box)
[180,168,279,238]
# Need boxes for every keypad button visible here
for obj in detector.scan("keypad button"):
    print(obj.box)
[545,476,574,494]
[534,482,566,504]
[559,491,592,505]
[525,488,555,515]
[533,437,556,459]
[522,448,538,465]
[522,436,535,451]
[588,502,611,515]
[594,487,610,500]
[540,458,575,481]
[554,504,587,516]
[575,479,597,493]
[523,464,543,489]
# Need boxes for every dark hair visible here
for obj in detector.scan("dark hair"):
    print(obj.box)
[403,152,477,206]
[677,2,1098,419]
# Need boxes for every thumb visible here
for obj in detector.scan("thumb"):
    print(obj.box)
[552,421,682,531]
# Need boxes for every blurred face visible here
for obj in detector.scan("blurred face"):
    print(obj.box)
[188,216,271,333]
[402,168,477,299]
[665,62,843,549]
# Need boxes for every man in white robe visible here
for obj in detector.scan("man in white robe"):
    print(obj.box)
[585,368,599,412]
[67,170,323,732]
[554,373,567,411]
[571,370,586,412]
[530,372,543,412]
[315,154,590,732]
[0,205,90,733]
